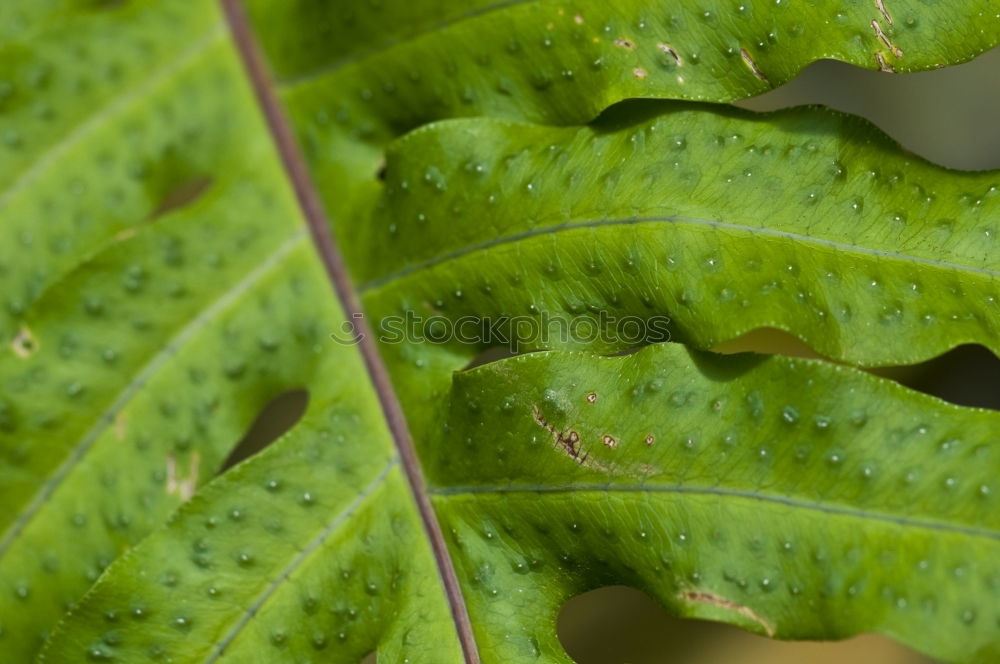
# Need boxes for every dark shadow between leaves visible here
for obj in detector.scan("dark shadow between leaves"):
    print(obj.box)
[558,586,935,664]
[871,345,1000,411]
[685,345,769,383]
[220,389,309,472]
[458,329,999,413]
[715,328,1000,412]
[590,97,862,155]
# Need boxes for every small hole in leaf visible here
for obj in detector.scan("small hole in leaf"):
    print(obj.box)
[559,586,933,663]
[150,176,213,220]
[221,389,308,471]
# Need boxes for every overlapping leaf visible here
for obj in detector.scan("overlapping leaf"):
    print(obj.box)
[431,344,1000,663]
[245,0,1000,226]
[1,1,999,663]
[359,102,1000,443]
[40,344,1000,663]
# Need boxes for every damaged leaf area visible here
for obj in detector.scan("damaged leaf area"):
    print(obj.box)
[1,1,999,664]
[678,591,776,638]
[432,345,1000,662]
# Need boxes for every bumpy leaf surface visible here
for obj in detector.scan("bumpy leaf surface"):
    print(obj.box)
[1,1,998,664]
[246,0,1000,230]
[0,3,453,661]
[40,345,1000,663]
[430,345,1000,663]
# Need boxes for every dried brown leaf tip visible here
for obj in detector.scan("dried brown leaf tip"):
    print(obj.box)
[680,590,775,637]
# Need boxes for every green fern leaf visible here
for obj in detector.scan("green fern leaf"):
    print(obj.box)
[1,1,998,663]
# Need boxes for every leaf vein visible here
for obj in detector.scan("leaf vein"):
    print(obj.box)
[0,230,306,559]
[0,22,225,212]
[432,483,1000,541]
[359,215,1000,293]
[204,457,398,662]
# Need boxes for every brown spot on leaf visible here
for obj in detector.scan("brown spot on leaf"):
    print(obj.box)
[586,392,598,404]
[11,326,37,358]
[645,434,655,446]
[679,590,775,637]
[166,452,200,502]
[875,51,896,72]
[739,48,769,82]
[533,406,587,463]
[574,13,584,24]
[632,67,647,79]
[614,38,635,50]
[602,434,617,448]
[870,20,903,57]
[114,412,127,440]
[876,0,893,25]
[657,42,683,65]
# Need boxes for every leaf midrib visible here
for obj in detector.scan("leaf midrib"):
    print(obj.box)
[358,214,999,293]
[0,231,306,560]
[432,483,1000,542]
[221,1,482,661]
[205,458,398,662]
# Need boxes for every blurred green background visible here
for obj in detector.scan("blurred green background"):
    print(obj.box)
[237,48,1000,664]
